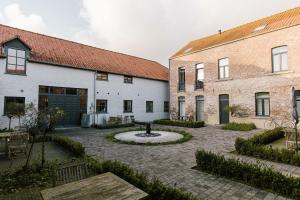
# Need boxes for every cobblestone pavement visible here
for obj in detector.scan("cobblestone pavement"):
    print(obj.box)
[61,125,295,200]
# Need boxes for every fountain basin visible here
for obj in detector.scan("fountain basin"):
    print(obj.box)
[114,130,184,144]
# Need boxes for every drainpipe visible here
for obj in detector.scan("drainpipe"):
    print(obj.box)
[93,71,97,125]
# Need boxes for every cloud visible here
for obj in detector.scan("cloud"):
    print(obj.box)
[74,0,300,66]
[0,3,47,33]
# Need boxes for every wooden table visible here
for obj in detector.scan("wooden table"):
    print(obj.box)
[0,132,11,156]
[40,172,148,200]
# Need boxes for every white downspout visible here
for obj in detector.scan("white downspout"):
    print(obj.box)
[93,71,97,125]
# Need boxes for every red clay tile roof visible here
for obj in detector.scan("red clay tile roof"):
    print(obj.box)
[172,6,300,58]
[0,24,168,81]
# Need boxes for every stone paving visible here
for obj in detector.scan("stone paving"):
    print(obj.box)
[61,125,297,200]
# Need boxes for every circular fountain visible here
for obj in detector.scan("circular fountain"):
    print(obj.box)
[114,123,184,144]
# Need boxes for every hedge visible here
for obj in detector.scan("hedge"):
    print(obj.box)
[235,128,300,166]
[223,122,256,131]
[52,135,85,157]
[87,159,198,200]
[92,123,135,129]
[195,150,300,199]
[153,119,205,128]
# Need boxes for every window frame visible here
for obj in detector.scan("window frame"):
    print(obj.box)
[123,100,133,113]
[218,57,229,80]
[146,101,154,113]
[271,45,288,73]
[195,63,204,90]
[255,92,270,117]
[96,71,109,81]
[6,47,27,75]
[96,99,108,113]
[4,96,25,115]
[124,75,133,84]
[178,67,185,91]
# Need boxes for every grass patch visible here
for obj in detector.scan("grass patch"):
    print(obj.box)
[223,122,256,131]
[153,119,205,128]
[106,128,192,145]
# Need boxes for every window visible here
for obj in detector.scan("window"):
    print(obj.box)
[254,24,267,32]
[124,76,133,83]
[4,97,25,115]
[296,90,300,118]
[50,87,65,95]
[146,101,153,113]
[178,68,185,91]
[66,88,78,95]
[124,100,132,113]
[218,58,229,79]
[195,63,204,89]
[97,72,108,81]
[178,96,185,119]
[6,48,26,75]
[164,101,169,112]
[96,100,107,113]
[272,46,288,72]
[255,92,270,117]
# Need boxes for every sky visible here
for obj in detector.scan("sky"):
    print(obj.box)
[0,0,300,66]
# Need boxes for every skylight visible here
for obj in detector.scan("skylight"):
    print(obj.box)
[254,24,267,32]
[184,47,193,53]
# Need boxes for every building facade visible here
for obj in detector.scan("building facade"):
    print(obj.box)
[169,7,300,128]
[0,25,169,129]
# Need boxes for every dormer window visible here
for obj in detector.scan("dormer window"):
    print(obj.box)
[6,48,26,75]
[97,71,108,81]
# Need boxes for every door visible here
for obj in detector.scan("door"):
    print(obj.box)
[196,96,204,121]
[48,95,81,126]
[219,94,229,124]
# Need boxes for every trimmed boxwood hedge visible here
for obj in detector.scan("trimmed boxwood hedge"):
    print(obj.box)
[87,158,198,200]
[195,149,300,199]
[92,123,135,129]
[106,128,193,145]
[223,122,256,131]
[235,128,300,166]
[153,119,205,128]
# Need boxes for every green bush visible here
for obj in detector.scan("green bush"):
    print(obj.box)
[87,159,198,200]
[223,122,256,131]
[0,128,14,133]
[92,123,135,129]
[153,119,205,128]
[195,149,300,199]
[52,135,85,157]
[235,128,300,166]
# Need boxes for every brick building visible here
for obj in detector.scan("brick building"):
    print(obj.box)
[169,7,300,128]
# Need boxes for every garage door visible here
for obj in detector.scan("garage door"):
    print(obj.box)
[38,86,87,127]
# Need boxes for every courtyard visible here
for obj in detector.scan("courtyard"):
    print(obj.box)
[60,125,297,200]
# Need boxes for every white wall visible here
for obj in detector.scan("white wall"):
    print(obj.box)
[0,58,169,129]
[94,73,169,124]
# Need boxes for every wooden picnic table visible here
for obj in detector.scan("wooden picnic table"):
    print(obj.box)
[40,172,148,200]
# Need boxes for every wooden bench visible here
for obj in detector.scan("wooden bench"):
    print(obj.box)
[7,132,29,159]
[52,163,93,187]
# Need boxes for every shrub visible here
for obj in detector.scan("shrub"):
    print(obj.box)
[87,159,198,200]
[153,119,205,128]
[195,149,300,199]
[0,128,13,133]
[92,123,135,129]
[235,128,300,166]
[223,122,256,131]
[52,135,85,157]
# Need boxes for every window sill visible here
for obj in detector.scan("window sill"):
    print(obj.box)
[146,112,153,113]
[4,72,27,76]
[265,70,293,76]
[178,90,186,93]
[123,112,133,113]
[96,112,108,114]
[216,78,233,82]
[96,79,109,81]
[195,88,204,91]
[251,116,270,119]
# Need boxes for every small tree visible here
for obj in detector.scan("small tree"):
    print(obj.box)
[5,102,25,130]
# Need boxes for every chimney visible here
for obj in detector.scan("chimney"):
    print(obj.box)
[218,29,222,35]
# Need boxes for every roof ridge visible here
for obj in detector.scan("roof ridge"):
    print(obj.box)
[0,23,163,66]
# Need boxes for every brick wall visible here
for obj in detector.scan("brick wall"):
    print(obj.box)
[169,25,300,128]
